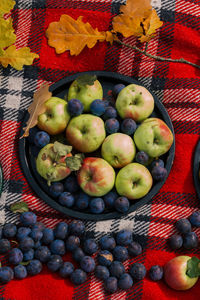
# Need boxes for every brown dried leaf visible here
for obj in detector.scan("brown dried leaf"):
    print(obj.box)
[120,0,152,18]
[139,9,163,42]
[112,15,143,38]
[22,85,52,137]
[46,14,114,56]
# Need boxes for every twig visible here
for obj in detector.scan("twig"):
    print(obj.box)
[116,39,200,70]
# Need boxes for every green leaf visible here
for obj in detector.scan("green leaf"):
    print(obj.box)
[10,201,29,213]
[76,74,97,86]
[65,153,84,171]
[53,141,72,157]
[186,257,200,278]
[0,262,1,268]
[20,261,30,266]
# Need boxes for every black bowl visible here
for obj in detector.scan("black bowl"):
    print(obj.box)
[193,139,200,200]
[18,71,175,221]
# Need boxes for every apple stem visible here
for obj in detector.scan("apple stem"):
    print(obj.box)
[115,39,200,70]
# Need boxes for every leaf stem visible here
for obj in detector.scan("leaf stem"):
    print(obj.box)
[115,39,200,70]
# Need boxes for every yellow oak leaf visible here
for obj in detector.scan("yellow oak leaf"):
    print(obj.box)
[112,15,143,38]
[0,0,15,17]
[46,14,114,56]
[0,18,16,49]
[139,9,163,43]
[22,85,52,137]
[120,0,152,19]
[0,45,39,70]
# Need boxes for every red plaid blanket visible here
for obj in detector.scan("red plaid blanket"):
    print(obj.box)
[0,0,200,299]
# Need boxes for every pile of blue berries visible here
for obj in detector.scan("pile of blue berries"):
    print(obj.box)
[168,212,200,250]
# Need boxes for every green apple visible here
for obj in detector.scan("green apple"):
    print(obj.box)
[36,143,71,184]
[66,114,106,153]
[68,78,103,112]
[101,133,136,168]
[115,163,153,199]
[77,157,115,197]
[115,84,154,122]
[134,118,174,157]
[38,97,70,135]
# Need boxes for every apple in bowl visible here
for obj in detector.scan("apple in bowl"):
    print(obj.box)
[66,114,106,153]
[115,163,153,199]
[77,157,115,197]
[134,117,174,157]
[115,84,154,122]
[101,133,136,168]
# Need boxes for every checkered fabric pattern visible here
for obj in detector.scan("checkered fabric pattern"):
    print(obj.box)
[0,0,200,299]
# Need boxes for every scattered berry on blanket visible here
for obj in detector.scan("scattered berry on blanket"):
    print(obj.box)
[83,238,98,255]
[120,118,137,135]
[3,223,17,238]
[168,234,183,250]
[19,237,34,252]
[0,267,14,283]
[89,198,105,214]
[26,260,43,276]
[20,212,37,227]
[183,232,199,249]
[41,228,54,245]
[188,211,200,227]
[95,265,110,281]
[49,182,64,198]
[113,246,128,262]
[35,246,51,263]
[128,241,143,256]
[13,265,27,279]
[29,228,43,242]
[90,99,106,116]
[34,131,50,148]
[32,222,46,232]
[0,239,11,254]
[116,229,133,246]
[104,276,118,293]
[109,261,125,278]
[72,247,85,263]
[54,222,68,240]
[69,220,85,237]
[176,218,192,234]
[118,273,133,290]
[80,256,96,273]
[129,263,146,280]
[66,235,80,251]
[16,227,31,241]
[105,118,119,134]
[97,250,113,267]
[70,269,87,285]
[59,262,74,278]
[23,249,34,261]
[34,241,42,249]
[8,248,23,265]
[99,235,116,251]
[50,239,66,256]
[47,255,63,272]
[149,265,163,281]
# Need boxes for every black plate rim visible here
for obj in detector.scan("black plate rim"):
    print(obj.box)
[193,139,200,200]
[18,71,175,221]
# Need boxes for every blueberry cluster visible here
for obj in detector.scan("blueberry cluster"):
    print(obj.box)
[0,212,98,286]
[168,212,200,250]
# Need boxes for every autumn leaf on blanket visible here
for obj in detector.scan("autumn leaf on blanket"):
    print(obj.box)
[22,85,52,138]
[0,18,16,49]
[139,9,163,42]
[0,0,15,17]
[0,45,39,70]
[46,14,114,56]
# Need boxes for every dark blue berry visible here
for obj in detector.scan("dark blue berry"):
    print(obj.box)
[105,118,119,134]
[34,241,42,249]
[150,159,164,169]
[118,273,133,290]
[20,212,37,227]
[103,191,118,208]
[97,250,113,267]
[42,228,54,245]
[99,235,116,251]
[69,220,85,236]
[183,232,199,249]
[114,197,130,213]
[113,84,125,97]
[83,239,98,255]
[49,182,64,198]
[29,228,43,242]
[121,119,137,135]
[68,99,84,116]
[50,239,66,256]
[80,256,95,273]
[26,259,42,276]
[168,234,183,250]
[64,175,80,193]
[75,192,90,210]
[16,227,31,241]
[90,99,106,116]
[3,223,17,238]
[70,269,87,285]
[104,277,118,293]
[102,106,117,121]
[109,261,125,278]
[128,241,142,256]
[47,255,63,272]
[103,100,110,108]
[189,211,200,227]
[23,249,34,261]
[35,246,51,263]
[113,246,128,262]
[151,166,167,181]
[149,265,163,281]
[89,198,105,214]
[58,192,75,208]
[0,267,14,283]
[0,239,11,254]
[8,248,23,265]
[14,265,27,279]
[34,131,50,148]
[116,229,132,246]
[72,247,85,263]
[54,222,68,240]
[135,151,149,166]
[32,222,45,232]
[19,237,34,252]
[129,263,146,280]
[66,235,80,251]
[176,218,192,234]
[95,265,110,280]
[59,262,74,278]
[28,127,39,144]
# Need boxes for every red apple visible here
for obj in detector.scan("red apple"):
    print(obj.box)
[164,256,199,290]
[77,157,115,197]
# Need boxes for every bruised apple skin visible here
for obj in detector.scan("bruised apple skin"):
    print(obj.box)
[77,157,115,197]
[66,114,106,153]
[37,97,70,135]
[36,144,71,182]
[134,118,174,158]
[115,84,154,122]
[68,79,103,112]
[164,256,198,291]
